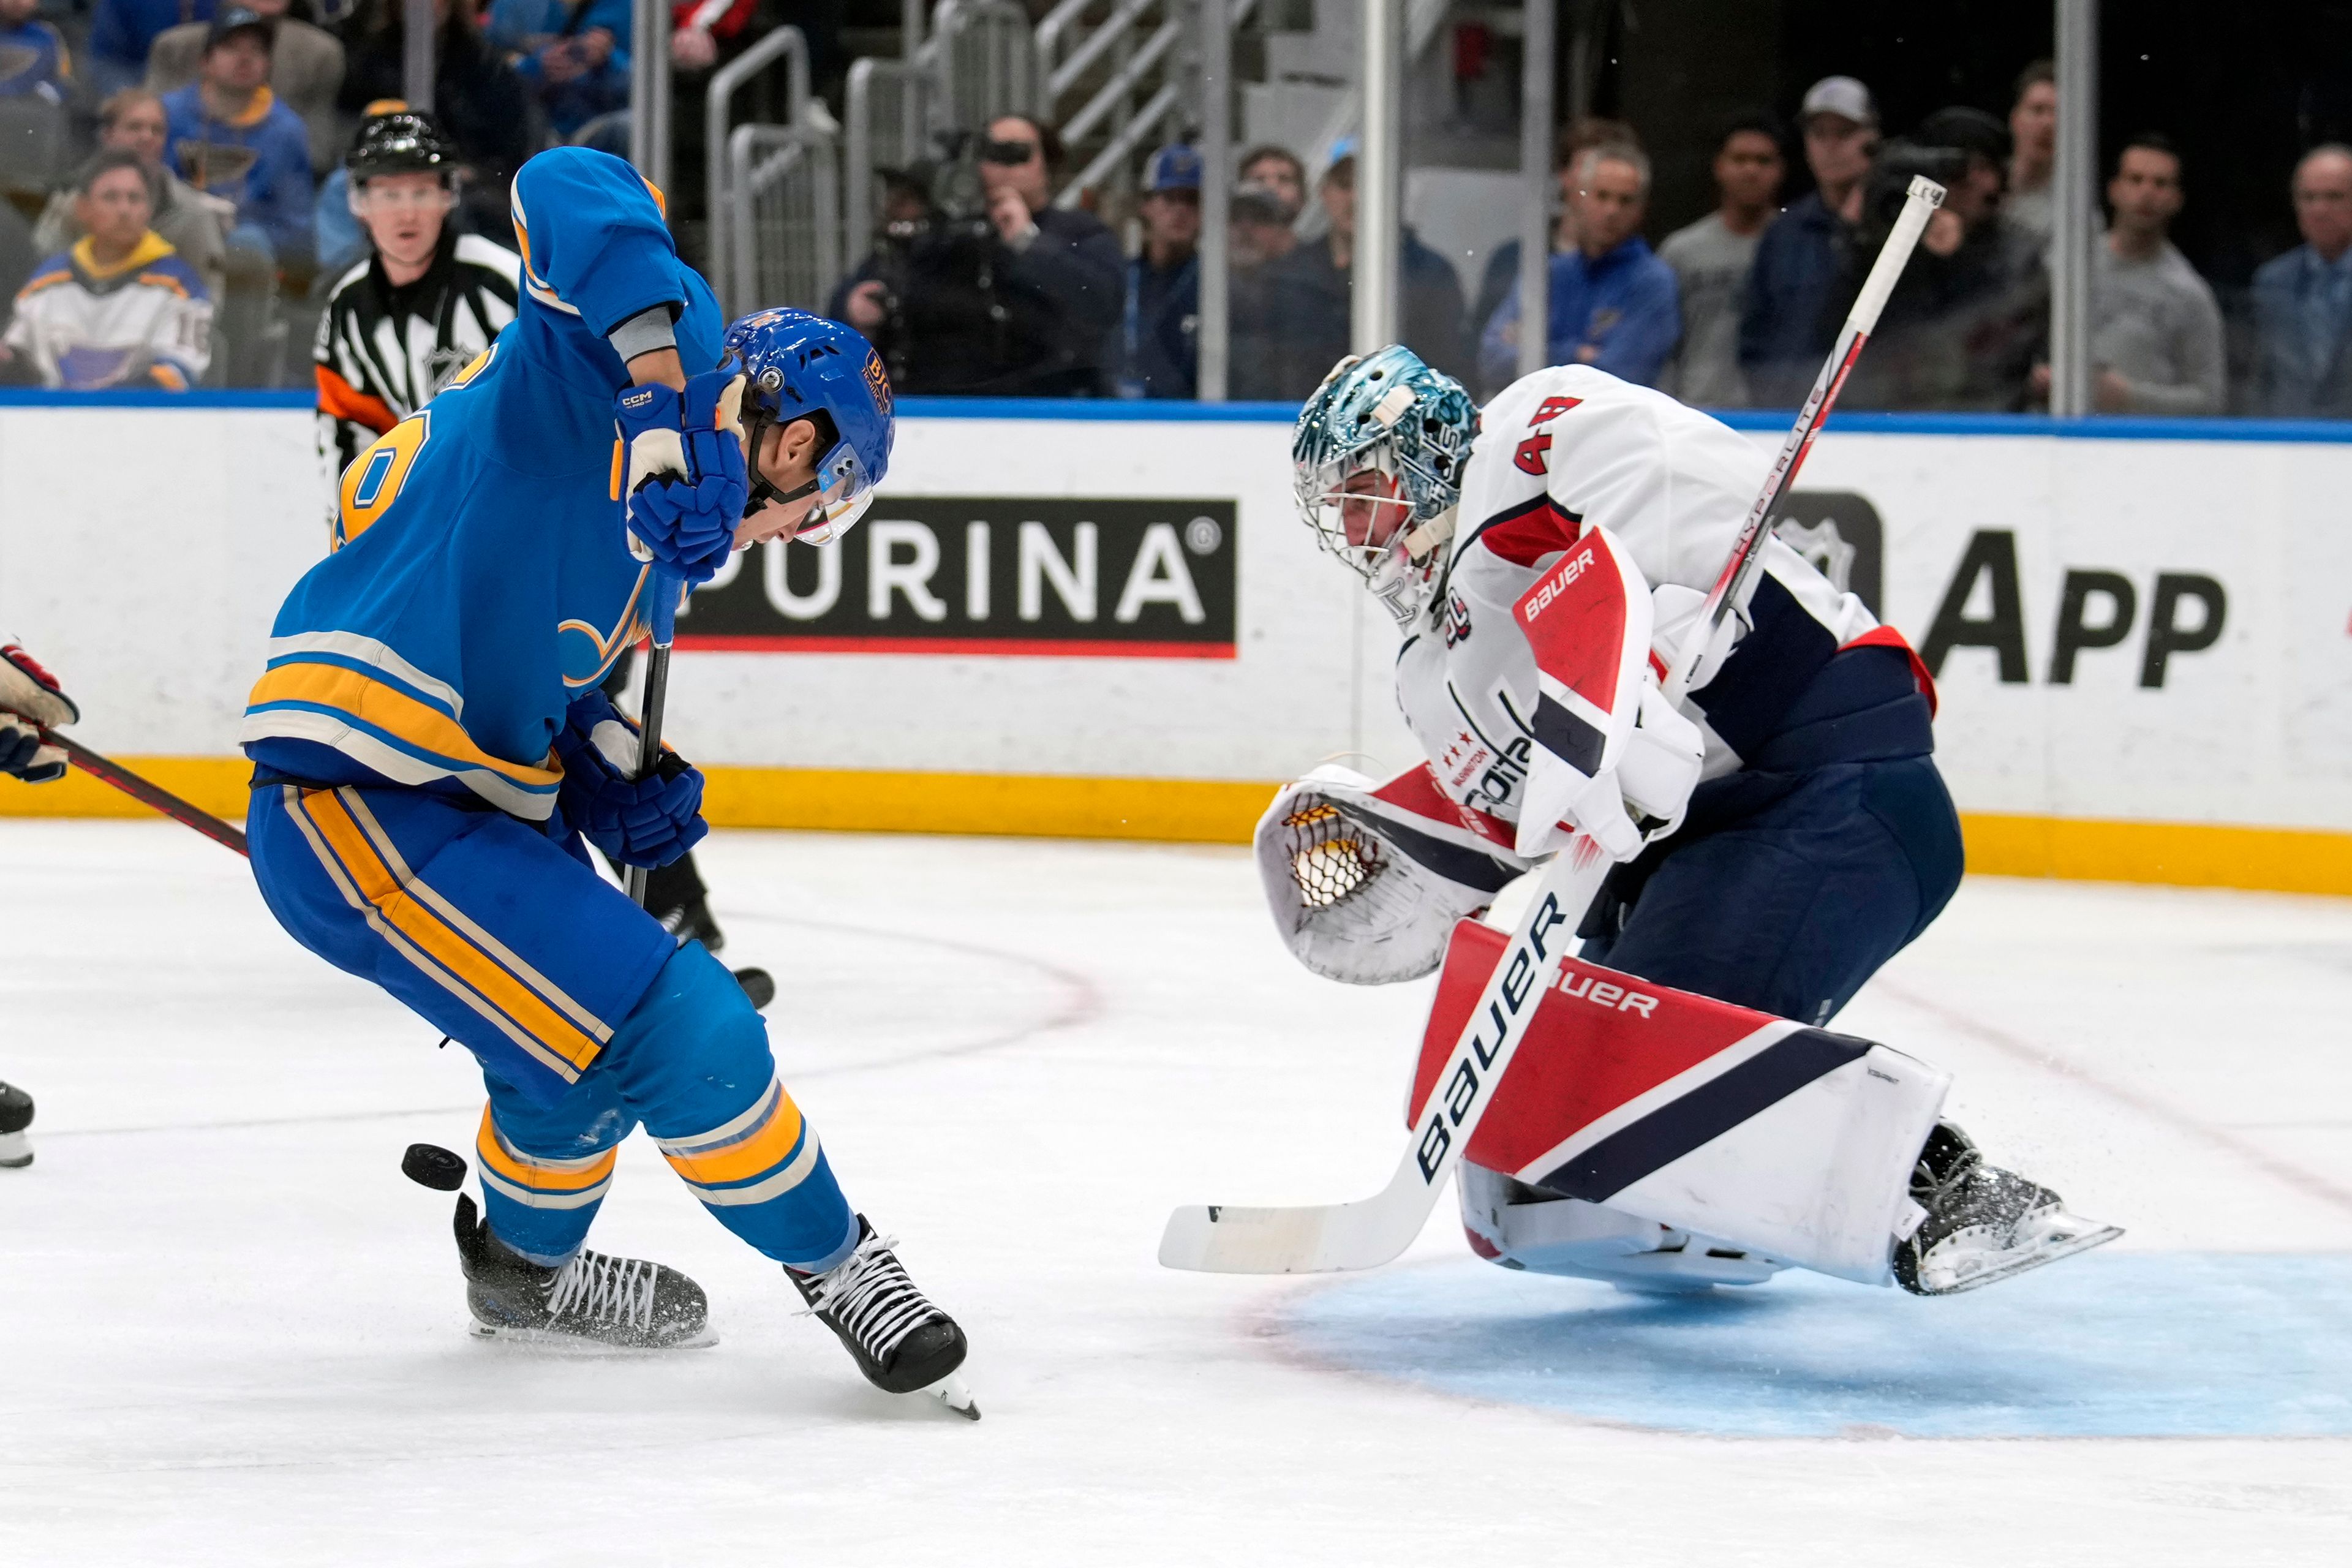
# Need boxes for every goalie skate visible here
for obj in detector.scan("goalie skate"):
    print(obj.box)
[1894,1124,2121,1295]
[453,1194,715,1349]
[791,1215,978,1420]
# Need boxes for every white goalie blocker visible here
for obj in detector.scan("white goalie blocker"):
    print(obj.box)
[1414,921,1951,1287]
[1253,762,1530,985]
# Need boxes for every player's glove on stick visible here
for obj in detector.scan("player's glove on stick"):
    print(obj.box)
[553,692,709,869]
[614,370,750,586]
[0,644,78,784]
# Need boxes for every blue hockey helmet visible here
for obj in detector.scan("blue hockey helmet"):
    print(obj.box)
[1292,345,1477,621]
[722,308,895,545]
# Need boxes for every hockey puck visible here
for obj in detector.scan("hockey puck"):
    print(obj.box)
[733,967,775,1010]
[401,1142,468,1191]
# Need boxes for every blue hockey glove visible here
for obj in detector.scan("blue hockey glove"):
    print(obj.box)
[613,369,750,586]
[552,692,709,870]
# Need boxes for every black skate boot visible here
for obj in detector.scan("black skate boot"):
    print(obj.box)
[0,1080,32,1169]
[790,1216,978,1419]
[452,1194,714,1348]
[1894,1123,2121,1295]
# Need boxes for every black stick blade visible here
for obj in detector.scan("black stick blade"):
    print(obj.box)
[402,1142,468,1191]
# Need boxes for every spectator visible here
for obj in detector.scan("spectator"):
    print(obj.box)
[1116,143,1200,399]
[832,114,1123,397]
[1478,143,1679,391]
[0,0,71,104]
[340,0,530,238]
[1238,144,1305,226]
[1470,116,1642,344]
[2252,145,2352,418]
[1246,144,1469,401]
[485,0,630,142]
[315,110,518,497]
[2006,60,2057,247]
[1658,116,1784,406]
[1847,107,2045,411]
[35,87,233,302]
[2027,134,2222,415]
[147,0,346,173]
[89,0,215,99]
[0,199,34,306]
[164,7,315,268]
[1230,178,1295,269]
[1740,75,1877,407]
[1,149,213,389]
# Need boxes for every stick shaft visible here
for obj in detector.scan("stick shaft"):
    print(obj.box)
[1664,175,1944,706]
[46,732,249,856]
[622,574,678,907]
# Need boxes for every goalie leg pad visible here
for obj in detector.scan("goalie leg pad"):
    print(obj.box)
[1459,1161,1783,1292]
[1414,921,1949,1284]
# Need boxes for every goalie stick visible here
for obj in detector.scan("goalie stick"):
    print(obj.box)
[1159,175,1949,1275]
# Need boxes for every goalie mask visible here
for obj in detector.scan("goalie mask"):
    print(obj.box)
[1292,345,1477,624]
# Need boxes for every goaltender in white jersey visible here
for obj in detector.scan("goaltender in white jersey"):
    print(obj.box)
[1262,347,2117,1295]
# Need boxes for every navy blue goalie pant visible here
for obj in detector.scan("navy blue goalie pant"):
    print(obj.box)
[1577,662,1964,1028]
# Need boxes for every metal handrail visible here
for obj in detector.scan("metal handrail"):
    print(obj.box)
[1046,0,1158,103]
[1055,80,1178,207]
[844,55,923,272]
[1033,0,1095,78]
[1059,16,1178,146]
[707,26,812,315]
[728,123,842,314]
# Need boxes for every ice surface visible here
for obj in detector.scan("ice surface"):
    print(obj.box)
[5,821,2351,1564]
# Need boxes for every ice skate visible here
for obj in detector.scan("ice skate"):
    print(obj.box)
[0,1080,32,1169]
[453,1194,714,1349]
[790,1216,978,1419]
[1894,1123,2120,1295]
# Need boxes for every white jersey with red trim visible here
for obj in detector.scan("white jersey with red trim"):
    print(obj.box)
[1396,365,1880,833]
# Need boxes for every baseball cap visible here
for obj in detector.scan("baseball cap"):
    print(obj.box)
[1144,144,1202,193]
[206,6,277,49]
[1800,75,1875,127]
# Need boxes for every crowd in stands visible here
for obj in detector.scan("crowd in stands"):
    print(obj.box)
[3,10,2351,422]
[820,58,2348,421]
[0,0,830,390]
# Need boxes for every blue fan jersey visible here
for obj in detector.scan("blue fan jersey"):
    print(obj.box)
[241,148,724,819]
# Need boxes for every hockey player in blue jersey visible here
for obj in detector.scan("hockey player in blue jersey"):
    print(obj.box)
[237,146,974,1414]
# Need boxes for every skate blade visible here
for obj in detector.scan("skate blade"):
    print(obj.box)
[469,1320,720,1352]
[922,1372,981,1421]
[1917,1216,2124,1296]
[0,1131,31,1169]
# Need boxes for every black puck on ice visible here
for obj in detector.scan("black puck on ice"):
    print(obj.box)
[402,1142,468,1191]
[733,966,775,1010]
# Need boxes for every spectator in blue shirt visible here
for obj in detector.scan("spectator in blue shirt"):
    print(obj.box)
[90,0,216,98]
[1479,143,1679,390]
[0,0,71,104]
[1117,143,1201,399]
[486,0,631,141]
[162,7,315,266]
[2252,145,2352,418]
[1740,75,1879,407]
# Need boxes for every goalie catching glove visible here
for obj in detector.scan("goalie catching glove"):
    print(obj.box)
[1256,763,1529,985]
[0,644,77,785]
[614,369,750,586]
[552,691,708,869]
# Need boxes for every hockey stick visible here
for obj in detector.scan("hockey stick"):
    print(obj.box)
[622,571,679,908]
[1158,176,1948,1275]
[40,729,250,856]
